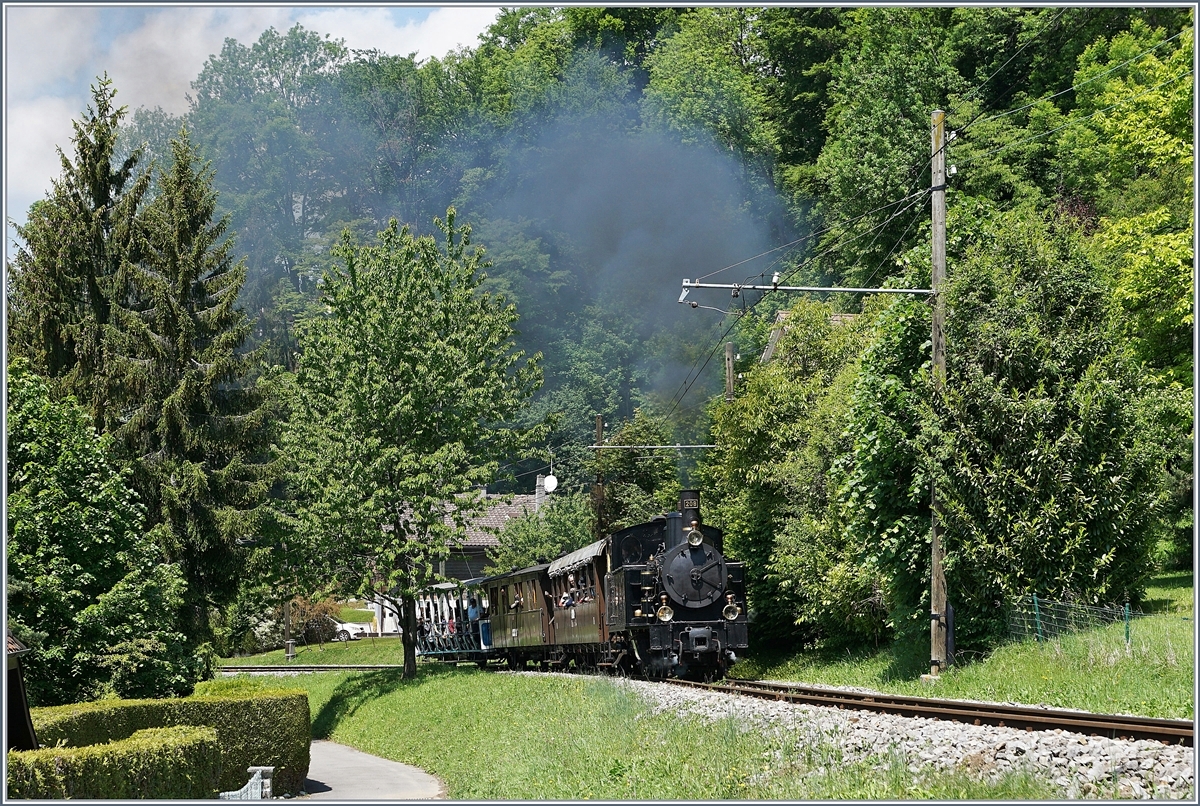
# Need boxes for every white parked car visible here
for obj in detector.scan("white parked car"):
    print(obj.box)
[328,617,371,641]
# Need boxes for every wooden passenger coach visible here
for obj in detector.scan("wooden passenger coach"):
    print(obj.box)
[484,564,552,657]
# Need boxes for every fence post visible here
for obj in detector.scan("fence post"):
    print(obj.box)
[1125,603,1131,645]
[1032,593,1044,642]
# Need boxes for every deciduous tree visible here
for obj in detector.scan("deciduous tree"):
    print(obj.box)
[844,212,1163,648]
[6,360,199,705]
[282,210,543,676]
[486,493,593,574]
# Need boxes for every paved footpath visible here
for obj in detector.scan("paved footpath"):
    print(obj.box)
[303,740,446,800]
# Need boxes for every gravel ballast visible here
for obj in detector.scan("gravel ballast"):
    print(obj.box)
[550,673,1194,799]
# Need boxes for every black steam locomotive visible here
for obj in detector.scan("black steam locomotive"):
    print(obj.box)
[417,490,748,680]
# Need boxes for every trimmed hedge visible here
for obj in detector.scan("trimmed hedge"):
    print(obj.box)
[30,689,310,795]
[7,725,221,799]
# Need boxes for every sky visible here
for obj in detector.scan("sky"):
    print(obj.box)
[3,4,503,255]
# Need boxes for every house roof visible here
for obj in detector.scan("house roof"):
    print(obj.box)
[379,493,542,549]
[458,493,539,547]
[7,631,29,656]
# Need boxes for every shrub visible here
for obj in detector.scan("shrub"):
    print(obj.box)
[6,359,203,705]
[30,689,310,795]
[7,725,220,799]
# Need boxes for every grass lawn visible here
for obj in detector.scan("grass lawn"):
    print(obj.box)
[221,634,408,665]
[737,572,1194,719]
[200,669,1062,800]
[336,604,375,623]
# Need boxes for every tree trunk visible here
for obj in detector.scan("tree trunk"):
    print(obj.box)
[401,592,418,678]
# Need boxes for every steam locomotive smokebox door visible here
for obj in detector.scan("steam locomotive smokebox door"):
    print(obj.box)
[661,544,726,608]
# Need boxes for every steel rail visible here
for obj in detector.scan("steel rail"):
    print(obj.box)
[666,678,1193,747]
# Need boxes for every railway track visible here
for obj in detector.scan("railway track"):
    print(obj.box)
[667,677,1194,747]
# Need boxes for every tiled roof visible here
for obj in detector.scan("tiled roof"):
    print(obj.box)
[7,631,29,655]
[459,494,539,547]
[379,493,542,548]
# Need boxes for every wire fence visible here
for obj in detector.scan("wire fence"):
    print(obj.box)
[1008,593,1141,644]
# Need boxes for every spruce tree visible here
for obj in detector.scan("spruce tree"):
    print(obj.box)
[9,76,150,431]
[109,129,279,635]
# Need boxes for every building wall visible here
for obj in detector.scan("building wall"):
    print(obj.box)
[444,548,490,581]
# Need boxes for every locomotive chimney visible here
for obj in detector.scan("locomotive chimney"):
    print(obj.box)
[666,511,682,548]
[680,489,701,527]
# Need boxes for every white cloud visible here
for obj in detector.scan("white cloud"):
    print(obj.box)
[105,7,293,114]
[5,96,75,220]
[4,6,101,101]
[296,6,499,59]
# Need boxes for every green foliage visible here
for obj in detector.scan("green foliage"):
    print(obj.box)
[703,300,877,644]
[563,7,682,68]
[755,8,847,167]
[31,689,311,795]
[187,24,351,364]
[812,8,966,284]
[486,492,593,574]
[845,211,1165,648]
[5,359,201,705]
[1092,208,1194,385]
[1056,23,1193,218]
[643,9,779,166]
[282,210,544,675]
[591,408,679,532]
[6,725,221,799]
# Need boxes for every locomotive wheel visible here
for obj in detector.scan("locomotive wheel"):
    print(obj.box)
[507,651,521,670]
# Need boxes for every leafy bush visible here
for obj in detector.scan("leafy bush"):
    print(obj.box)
[30,688,310,795]
[7,725,220,799]
[486,492,594,574]
[703,300,880,645]
[6,358,203,705]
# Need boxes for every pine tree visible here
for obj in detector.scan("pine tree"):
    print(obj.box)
[8,75,150,431]
[109,128,279,635]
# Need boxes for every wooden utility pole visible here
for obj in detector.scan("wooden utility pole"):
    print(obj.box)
[929,109,949,678]
[592,415,605,540]
[724,342,735,402]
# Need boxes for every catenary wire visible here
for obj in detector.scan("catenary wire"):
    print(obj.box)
[662,188,933,421]
[656,23,1188,440]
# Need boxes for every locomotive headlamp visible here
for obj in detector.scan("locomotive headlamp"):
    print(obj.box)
[656,605,675,622]
[722,603,739,621]
[686,529,703,547]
